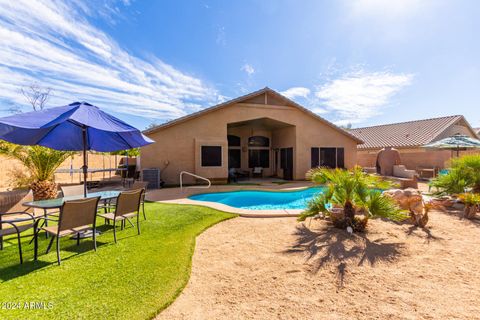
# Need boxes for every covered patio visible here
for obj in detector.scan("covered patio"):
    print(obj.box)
[226,117,295,180]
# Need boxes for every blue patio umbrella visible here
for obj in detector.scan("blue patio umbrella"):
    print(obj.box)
[0,102,153,196]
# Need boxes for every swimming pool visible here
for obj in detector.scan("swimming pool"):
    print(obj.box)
[188,187,326,210]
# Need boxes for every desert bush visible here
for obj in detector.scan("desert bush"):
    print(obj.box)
[431,154,480,195]
[458,193,480,219]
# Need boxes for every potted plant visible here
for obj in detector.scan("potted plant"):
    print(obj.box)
[0,142,73,200]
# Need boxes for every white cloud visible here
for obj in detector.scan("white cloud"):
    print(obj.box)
[311,107,329,115]
[241,63,255,76]
[281,87,311,100]
[216,26,226,46]
[346,0,428,20]
[0,0,222,123]
[315,70,413,125]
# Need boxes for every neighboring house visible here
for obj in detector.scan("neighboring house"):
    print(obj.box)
[350,115,479,171]
[142,87,362,185]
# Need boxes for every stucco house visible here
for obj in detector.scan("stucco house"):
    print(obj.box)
[350,115,479,172]
[142,87,362,185]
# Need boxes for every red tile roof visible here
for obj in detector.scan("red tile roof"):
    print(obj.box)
[350,115,465,150]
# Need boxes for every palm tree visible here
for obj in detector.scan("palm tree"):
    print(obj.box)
[299,166,407,232]
[0,142,73,200]
[431,154,480,194]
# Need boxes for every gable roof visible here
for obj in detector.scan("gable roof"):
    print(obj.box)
[350,115,477,150]
[144,87,363,143]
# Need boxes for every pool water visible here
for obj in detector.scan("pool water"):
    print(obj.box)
[188,187,326,210]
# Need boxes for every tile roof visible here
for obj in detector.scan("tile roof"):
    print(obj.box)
[350,115,464,149]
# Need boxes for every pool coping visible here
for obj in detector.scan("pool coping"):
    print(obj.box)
[146,182,314,217]
[158,198,304,217]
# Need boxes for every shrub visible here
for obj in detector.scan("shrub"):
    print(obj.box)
[458,193,480,219]
[431,154,480,195]
[299,166,408,232]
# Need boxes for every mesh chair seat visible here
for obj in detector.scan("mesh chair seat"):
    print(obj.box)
[1,210,36,264]
[103,189,144,243]
[42,225,91,237]
[34,196,101,265]
[98,212,137,221]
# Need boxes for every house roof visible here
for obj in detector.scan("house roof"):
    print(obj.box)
[350,115,478,150]
[475,127,480,135]
[144,87,363,143]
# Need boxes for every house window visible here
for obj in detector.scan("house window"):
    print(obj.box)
[248,136,270,147]
[227,135,241,147]
[248,136,270,168]
[320,148,336,168]
[201,146,222,167]
[336,148,345,169]
[311,148,319,168]
[227,135,241,168]
[249,149,270,168]
[228,149,241,169]
[311,147,345,169]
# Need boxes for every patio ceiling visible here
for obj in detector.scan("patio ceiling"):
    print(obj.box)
[227,117,293,130]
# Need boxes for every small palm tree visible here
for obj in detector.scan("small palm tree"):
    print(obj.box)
[299,166,407,231]
[0,141,73,199]
[431,154,480,194]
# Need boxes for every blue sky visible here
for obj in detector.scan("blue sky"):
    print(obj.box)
[0,0,479,129]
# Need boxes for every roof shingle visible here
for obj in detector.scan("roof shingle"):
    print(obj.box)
[350,115,463,149]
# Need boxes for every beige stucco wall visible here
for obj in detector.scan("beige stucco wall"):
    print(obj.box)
[357,148,453,170]
[142,99,358,185]
[358,148,480,171]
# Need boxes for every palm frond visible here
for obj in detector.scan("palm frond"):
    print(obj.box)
[365,190,409,221]
[0,141,74,183]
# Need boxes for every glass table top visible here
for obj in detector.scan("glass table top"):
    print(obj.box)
[23,190,121,209]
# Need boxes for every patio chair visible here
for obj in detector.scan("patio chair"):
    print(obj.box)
[252,167,263,178]
[0,209,36,264]
[38,196,101,265]
[60,184,84,197]
[1,190,40,259]
[121,165,137,188]
[61,184,114,217]
[129,181,148,220]
[97,189,143,243]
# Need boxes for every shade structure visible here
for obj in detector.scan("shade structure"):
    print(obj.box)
[0,102,154,196]
[422,134,480,157]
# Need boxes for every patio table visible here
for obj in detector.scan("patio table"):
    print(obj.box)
[23,191,121,239]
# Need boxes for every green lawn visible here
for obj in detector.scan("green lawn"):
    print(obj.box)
[0,203,236,320]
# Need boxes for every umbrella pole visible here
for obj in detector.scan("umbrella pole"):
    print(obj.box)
[82,127,88,197]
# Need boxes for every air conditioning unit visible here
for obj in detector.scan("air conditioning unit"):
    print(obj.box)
[142,168,161,189]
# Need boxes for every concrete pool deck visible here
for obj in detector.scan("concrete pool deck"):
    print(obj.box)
[145,181,314,217]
